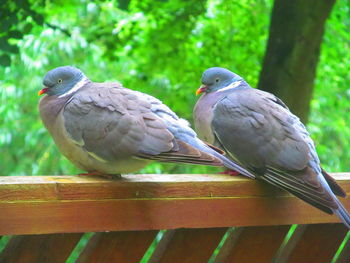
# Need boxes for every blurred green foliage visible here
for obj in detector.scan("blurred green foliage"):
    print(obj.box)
[0,0,46,66]
[0,0,349,176]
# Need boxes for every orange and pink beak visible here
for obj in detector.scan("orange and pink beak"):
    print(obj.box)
[196,85,208,96]
[38,88,48,96]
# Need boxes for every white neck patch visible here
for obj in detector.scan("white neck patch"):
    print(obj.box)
[217,80,242,93]
[58,76,89,98]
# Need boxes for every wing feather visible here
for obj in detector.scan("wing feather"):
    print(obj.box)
[63,83,223,166]
[211,87,345,213]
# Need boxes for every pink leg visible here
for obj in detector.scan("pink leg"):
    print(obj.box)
[218,170,240,176]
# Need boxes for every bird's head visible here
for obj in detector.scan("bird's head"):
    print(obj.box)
[196,67,243,95]
[39,66,88,96]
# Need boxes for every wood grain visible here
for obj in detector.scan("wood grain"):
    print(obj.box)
[275,223,348,263]
[0,174,349,235]
[0,233,82,263]
[76,231,157,263]
[215,225,290,263]
[148,228,227,263]
[1,173,349,201]
[0,197,348,236]
[0,174,286,201]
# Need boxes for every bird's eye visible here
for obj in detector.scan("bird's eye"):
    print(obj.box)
[215,78,220,83]
[57,79,63,83]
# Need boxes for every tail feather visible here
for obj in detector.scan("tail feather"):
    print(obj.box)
[334,198,350,228]
[318,172,350,228]
[215,153,255,179]
[137,140,223,166]
[194,140,255,179]
[204,142,226,154]
[322,168,346,197]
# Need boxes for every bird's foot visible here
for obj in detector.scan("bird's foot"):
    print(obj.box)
[219,170,240,176]
[78,172,122,180]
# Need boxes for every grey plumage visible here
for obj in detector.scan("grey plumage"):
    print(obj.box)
[194,67,350,228]
[39,66,254,177]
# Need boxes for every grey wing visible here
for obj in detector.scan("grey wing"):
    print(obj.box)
[212,90,310,171]
[213,89,339,213]
[63,85,222,165]
[133,90,255,177]
[63,85,175,162]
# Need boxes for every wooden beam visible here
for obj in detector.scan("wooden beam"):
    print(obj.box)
[273,224,348,263]
[215,225,290,263]
[0,174,349,235]
[1,174,349,201]
[76,231,157,263]
[148,228,227,263]
[0,173,289,201]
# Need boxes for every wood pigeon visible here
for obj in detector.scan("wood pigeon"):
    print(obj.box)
[38,66,254,177]
[194,67,350,228]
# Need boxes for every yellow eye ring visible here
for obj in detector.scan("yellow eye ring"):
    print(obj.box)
[58,79,63,83]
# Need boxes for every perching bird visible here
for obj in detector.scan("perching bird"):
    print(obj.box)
[194,67,350,227]
[38,66,254,178]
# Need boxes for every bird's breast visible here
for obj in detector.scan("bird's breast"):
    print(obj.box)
[194,94,222,144]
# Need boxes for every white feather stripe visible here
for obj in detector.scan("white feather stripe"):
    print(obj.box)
[217,80,242,93]
[58,76,89,98]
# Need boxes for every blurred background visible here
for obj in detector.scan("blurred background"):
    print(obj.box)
[1,0,350,176]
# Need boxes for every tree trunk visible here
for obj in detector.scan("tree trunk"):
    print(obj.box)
[258,0,335,123]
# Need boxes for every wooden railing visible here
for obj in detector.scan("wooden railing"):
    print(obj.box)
[0,173,350,262]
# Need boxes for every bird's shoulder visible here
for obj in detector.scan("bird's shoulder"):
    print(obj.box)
[60,82,176,160]
[213,87,311,170]
[216,87,296,129]
[217,87,287,112]
[66,82,153,116]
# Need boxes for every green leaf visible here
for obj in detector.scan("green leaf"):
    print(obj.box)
[0,38,19,53]
[0,54,10,67]
[8,30,23,39]
[33,14,44,25]
[23,23,33,34]
[1,19,11,31]
[8,44,19,54]
[0,37,10,51]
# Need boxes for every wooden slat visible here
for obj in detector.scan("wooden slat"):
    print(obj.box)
[274,223,348,263]
[0,174,290,201]
[215,225,290,263]
[76,231,157,263]
[2,197,350,235]
[0,233,82,263]
[335,233,350,263]
[0,174,349,235]
[272,225,306,263]
[149,228,227,263]
[1,173,349,201]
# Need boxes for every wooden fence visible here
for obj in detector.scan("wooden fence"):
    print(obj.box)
[0,173,349,262]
